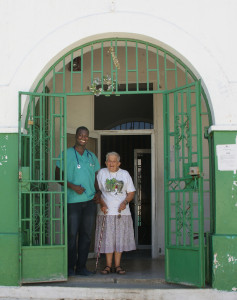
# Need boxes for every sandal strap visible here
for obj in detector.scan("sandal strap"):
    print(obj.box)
[115,266,126,274]
[100,266,112,274]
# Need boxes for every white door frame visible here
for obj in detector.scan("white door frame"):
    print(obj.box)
[91,129,158,257]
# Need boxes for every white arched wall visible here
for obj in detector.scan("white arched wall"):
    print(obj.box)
[4,9,235,133]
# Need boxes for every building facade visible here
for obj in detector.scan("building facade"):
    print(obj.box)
[0,0,237,291]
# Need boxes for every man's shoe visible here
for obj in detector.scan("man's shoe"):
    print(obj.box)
[75,267,93,276]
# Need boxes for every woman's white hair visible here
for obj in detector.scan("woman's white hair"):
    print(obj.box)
[105,152,120,162]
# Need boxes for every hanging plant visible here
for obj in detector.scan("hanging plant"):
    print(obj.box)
[89,75,116,96]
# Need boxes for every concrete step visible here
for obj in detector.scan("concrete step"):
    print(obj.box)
[0,285,236,300]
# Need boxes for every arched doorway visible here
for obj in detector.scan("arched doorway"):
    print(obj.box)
[19,38,212,287]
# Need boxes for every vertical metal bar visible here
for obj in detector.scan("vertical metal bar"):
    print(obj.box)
[63,95,68,274]
[81,48,84,92]
[208,129,213,235]
[146,44,149,91]
[33,97,36,181]
[42,77,45,92]
[174,91,180,245]
[156,48,160,91]
[191,191,194,247]
[115,40,118,92]
[164,52,168,90]
[163,93,170,244]
[125,40,128,92]
[174,59,178,88]
[50,193,53,245]
[39,96,43,184]
[53,97,58,174]
[174,92,179,179]
[186,91,193,246]
[42,193,46,245]
[185,68,188,85]
[59,194,62,244]
[181,91,185,170]
[29,193,32,246]
[60,97,64,163]
[70,54,73,93]
[28,97,32,181]
[18,93,22,282]
[180,90,185,247]
[182,190,186,246]
[49,97,53,179]
[53,68,56,93]
[110,40,114,90]
[136,42,139,91]
[40,193,42,246]
[91,45,94,84]
[48,97,51,180]
[195,80,205,285]
[63,58,66,93]
[101,42,104,90]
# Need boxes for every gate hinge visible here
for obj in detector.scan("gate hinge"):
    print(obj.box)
[19,171,22,180]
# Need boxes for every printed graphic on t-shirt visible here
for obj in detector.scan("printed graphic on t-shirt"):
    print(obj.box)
[105,178,124,194]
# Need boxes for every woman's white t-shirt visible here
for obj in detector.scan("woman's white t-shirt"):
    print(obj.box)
[97,168,136,216]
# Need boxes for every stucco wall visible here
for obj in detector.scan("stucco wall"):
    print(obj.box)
[0,0,237,132]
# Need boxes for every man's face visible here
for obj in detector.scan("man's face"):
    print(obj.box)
[105,155,121,172]
[75,129,89,147]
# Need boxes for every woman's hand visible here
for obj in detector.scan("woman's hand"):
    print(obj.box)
[118,192,134,212]
[118,200,127,212]
[99,198,108,214]
[100,204,108,214]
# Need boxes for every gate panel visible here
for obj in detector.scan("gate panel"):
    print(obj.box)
[163,81,205,287]
[19,92,67,283]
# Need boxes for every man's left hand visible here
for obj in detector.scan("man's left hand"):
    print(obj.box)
[93,191,101,204]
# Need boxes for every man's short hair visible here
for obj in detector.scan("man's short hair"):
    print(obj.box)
[106,152,120,162]
[76,126,89,136]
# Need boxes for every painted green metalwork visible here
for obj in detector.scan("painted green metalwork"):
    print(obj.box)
[18,92,67,283]
[19,38,212,285]
[163,81,206,287]
[33,38,212,119]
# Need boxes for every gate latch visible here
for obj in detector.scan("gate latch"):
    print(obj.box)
[189,166,200,176]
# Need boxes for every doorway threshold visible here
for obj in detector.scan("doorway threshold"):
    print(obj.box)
[24,250,205,289]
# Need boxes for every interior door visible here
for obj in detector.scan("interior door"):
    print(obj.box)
[163,81,205,287]
[134,149,151,249]
[18,92,67,283]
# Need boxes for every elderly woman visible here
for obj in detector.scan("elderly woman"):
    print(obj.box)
[94,152,136,275]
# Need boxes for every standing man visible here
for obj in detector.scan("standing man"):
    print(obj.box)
[55,126,101,276]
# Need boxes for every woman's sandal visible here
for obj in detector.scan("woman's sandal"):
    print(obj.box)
[100,266,112,275]
[115,266,126,275]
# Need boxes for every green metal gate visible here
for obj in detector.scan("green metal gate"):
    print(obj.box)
[18,92,67,283]
[18,38,212,285]
[163,81,205,287]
